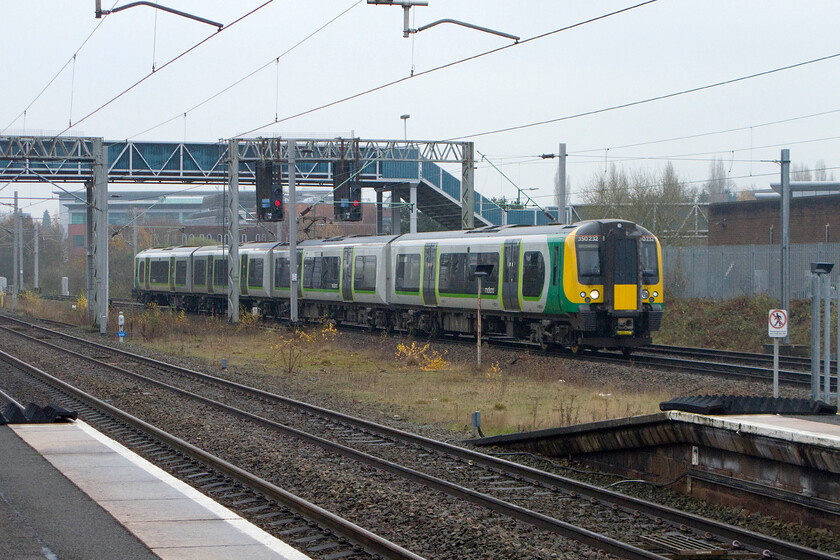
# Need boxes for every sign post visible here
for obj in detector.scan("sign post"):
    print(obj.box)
[768,309,788,398]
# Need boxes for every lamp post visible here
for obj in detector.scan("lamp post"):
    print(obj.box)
[400,114,410,140]
[473,264,494,367]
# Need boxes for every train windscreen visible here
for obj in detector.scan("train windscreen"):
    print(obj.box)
[641,240,659,284]
[576,241,602,283]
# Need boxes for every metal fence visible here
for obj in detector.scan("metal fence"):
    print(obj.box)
[663,243,840,300]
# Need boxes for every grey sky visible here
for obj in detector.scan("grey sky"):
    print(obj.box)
[3,0,840,217]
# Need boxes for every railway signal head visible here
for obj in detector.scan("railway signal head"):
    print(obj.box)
[256,161,284,222]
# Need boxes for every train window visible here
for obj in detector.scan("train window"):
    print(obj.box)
[138,260,145,283]
[641,240,659,284]
[354,255,377,293]
[248,257,264,289]
[303,256,339,290]
[149,260,169,284]
[438,252,468,295]
[468,252,499,295]
[274,258,290,288]
[174,260,187,286]
[522,251,545,298]
[213,259,228,287]
[576,241,601,283]
[193,258,207,286]
[395,254,420,293]
[614,239,638,284]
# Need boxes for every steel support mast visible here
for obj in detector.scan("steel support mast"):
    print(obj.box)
[227,139,240,323]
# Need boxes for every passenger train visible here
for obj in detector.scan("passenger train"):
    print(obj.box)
[134,219,663,352]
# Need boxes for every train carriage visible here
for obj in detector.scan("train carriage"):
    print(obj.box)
[135,219,663,351]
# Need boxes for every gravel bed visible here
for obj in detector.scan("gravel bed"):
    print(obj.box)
[2,314,837,556]
[0,329,598,559]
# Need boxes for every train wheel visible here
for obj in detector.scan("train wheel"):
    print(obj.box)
[539,338,551,351]
[570,344,584,355]
[621,347,634,357]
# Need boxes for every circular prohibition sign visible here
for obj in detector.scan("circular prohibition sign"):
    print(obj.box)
[769,309,788,329]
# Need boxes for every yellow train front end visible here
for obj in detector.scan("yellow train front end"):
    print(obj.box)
[561,220,663,351]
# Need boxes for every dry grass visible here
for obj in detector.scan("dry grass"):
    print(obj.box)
[10,299,670,436]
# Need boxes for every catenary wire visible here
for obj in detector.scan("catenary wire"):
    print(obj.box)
[445,52,840,141]
[233,1,659,138]
[128,0,363,140]
[0,1,119,135]
[571,107,840,154]
[53,1,276,139]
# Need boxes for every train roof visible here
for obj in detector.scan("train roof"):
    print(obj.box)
[136,220,656,258]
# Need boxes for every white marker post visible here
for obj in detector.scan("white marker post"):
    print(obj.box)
[768,309,788,398]
[118,311,126,344]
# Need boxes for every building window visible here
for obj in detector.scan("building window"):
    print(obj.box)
[73,235,85,247]
[71,214,86,225]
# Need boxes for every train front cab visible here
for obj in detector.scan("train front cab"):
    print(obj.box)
[565,220,663,350]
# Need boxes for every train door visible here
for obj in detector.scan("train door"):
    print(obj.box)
[341,247,353,301]
[240,254,248,296]
[168,256,176,292]
[422,243,437,306]
[604,226,640,311]
[297,250,304,298]
[208,258,215,295]
[502,240,521,311]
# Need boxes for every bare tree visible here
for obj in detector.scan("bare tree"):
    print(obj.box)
[705,157,735,203]
[791,162,812,182]
[813,159,835,182]
[579,162,697,243]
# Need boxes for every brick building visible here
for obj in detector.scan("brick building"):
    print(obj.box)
[708,194,840,246]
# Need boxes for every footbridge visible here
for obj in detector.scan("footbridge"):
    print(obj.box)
[1,135,562,331]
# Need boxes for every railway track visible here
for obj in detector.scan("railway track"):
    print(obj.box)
[0,312,835,560]
[0,349,422,560]
[39,293,828,386]
[645,344,832,372]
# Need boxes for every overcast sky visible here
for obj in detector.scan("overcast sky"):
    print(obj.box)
[3,0,840,218]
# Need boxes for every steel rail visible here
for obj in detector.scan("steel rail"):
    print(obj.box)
[1,314,835,560]
[0,319,665,560]
[647,343,831,371]
[0,347,425,560]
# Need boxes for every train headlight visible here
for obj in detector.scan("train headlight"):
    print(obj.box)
[641,289,649,299]
[580,291,586,298]
[653,291,659,298]
[589,289,600,300]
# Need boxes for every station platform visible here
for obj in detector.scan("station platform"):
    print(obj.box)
[471,409,840,530]
[0,421,310,560]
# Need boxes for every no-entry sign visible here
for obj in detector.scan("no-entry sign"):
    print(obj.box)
[768,309,788,338]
